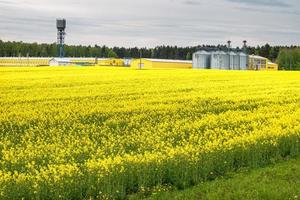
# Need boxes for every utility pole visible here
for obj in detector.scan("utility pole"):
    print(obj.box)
[139,50,142,70]
[27,53,29,67]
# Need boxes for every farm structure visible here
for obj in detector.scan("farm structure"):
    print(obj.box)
[0,57,51,66]
[0,56,278,70]
[0,57,128,67]
[49,58,126,66]
[249,55,278,71]
[193,49,248,70]
[192,41,278,71]
[131,58,192,69]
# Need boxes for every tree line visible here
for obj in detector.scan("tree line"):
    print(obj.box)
[276,48,300,70]
[0,40,299,69]
[0,40,196,60]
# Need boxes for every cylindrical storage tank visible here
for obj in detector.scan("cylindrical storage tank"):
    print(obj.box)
[233,53,240,70]
[210,51,220,69]
[192,50,211,69]
[239,52,248,70]
[228,52,236,70]
[56,19,66,30]
[218,51,229,70]
[192,53,200,69]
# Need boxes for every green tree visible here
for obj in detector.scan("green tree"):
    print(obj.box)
[277,48,300,70]
[107,49,117,58]
[186,52,192,60]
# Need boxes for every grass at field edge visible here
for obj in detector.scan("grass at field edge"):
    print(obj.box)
[129,158,300,200]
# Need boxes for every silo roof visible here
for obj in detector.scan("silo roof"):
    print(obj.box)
[238,52,248,56]
[249,55,267,60]
[210,51,227,55]
[194,50,210,55]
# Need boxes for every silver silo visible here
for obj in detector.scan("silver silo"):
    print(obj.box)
[192,41,249,71]
[219,51,229,70]
[192,50,211,69]
[233,52,241,70]
[239,52,248,70]
[211,51,228,70]
[228,51,236,70]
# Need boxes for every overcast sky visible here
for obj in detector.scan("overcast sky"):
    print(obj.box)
[0,0,299,47]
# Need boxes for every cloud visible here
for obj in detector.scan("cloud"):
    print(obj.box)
[183,0,202,5]
[226,0,291,7]
[0,0,299,47]
[0,0,14,5]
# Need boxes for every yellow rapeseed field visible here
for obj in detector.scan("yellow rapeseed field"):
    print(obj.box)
[0,67,300,199]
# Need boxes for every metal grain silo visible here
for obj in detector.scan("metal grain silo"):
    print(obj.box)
[239,52,248,70]
[219,51,229,70]
[233,52,241,70]
[210,51,220,69]
[229,51,237,70]
[192,50,211,69]
[211,51,230,70]
[192,41,250,71]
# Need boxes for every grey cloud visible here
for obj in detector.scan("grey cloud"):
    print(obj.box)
[0,0,15,5]
[183,0,202,5]
[0,0,299,47]
[226,0,291,7]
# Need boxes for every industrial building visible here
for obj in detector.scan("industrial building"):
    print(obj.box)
[49,58,117,66]
[193,50,248,70]
[193,41,278,71]
[0,57,51,66]
[69,58,125,66]
[193,41,248,70]
[0,57,130,67]
[248,55,278,71]
[49,58,72,66]
[131,58,192,69]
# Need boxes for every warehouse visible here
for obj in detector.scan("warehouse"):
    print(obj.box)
[0,57,127,67]
[49,58,72,66]
[0,57,51,66]
[131,58,192,69]
[248,55,278,71]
